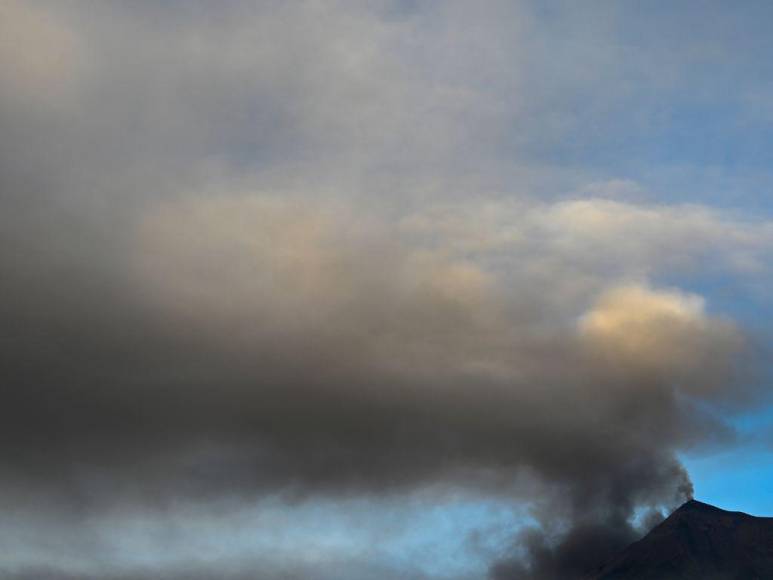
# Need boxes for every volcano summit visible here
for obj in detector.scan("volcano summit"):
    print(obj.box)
[588,500,773,580]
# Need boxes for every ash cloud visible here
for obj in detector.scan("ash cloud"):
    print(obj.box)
[0,192,751,578]
[0,1,771,579]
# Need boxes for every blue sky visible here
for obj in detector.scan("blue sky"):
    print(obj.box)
[1,1,772,579]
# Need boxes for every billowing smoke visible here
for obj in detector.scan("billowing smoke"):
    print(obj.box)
[1,1,772,579]
[132,196,745,578]
[2,192,752,578]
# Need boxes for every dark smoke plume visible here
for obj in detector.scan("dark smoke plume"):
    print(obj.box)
[0,1,768,578]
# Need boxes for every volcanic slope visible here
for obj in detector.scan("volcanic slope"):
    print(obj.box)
[587,499,773,580]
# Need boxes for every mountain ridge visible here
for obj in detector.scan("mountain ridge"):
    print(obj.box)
[586,499,773,580]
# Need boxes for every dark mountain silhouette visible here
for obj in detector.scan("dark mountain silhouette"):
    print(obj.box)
[586,500,773,580]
